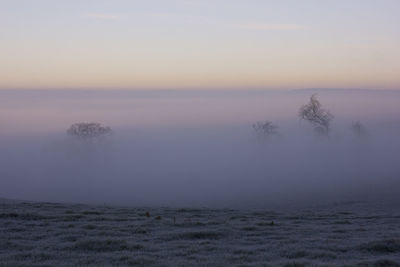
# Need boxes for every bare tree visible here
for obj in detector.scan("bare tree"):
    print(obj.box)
[67,122,112,139]
[351,121,368,138]
[253,121,279,138]
[299,94,333,135]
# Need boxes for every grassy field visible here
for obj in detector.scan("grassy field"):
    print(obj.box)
[1,198,400,266]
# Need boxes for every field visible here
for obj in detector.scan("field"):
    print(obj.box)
[1,198,400,266]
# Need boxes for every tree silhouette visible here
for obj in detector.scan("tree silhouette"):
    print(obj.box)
[299,94,333,135]
[351,121,368,138]
[67,122,112,139]
[253,121,279,138]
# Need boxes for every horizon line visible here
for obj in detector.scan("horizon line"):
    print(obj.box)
[1,87,400,92]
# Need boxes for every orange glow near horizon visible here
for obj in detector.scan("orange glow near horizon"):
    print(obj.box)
[1,1,399,90]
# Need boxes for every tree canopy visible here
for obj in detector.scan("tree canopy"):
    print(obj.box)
[67,122,112,139]
[299,94,333,134]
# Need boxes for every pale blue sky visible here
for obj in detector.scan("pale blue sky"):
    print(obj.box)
[1,0,399,89]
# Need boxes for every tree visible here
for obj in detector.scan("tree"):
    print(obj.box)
[67,122,112,139]
[299,94,333,135]
[351,121,368,138]
[253,120,279,138]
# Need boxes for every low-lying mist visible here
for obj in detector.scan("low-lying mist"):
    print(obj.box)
[0,89,399,208]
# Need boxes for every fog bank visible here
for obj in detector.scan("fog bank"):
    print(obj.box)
[1,89,399,208]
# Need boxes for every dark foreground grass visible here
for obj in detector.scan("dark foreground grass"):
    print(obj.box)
[1,198,400,266]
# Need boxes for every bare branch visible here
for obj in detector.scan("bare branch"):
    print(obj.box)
[299,94,333,135]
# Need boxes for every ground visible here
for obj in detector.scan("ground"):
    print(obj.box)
[1,198,400,266]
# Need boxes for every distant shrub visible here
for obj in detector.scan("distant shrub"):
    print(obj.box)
[253,121,279,138]
[67,122,112,139]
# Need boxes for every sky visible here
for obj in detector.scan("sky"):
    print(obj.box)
[1,0,399,90]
